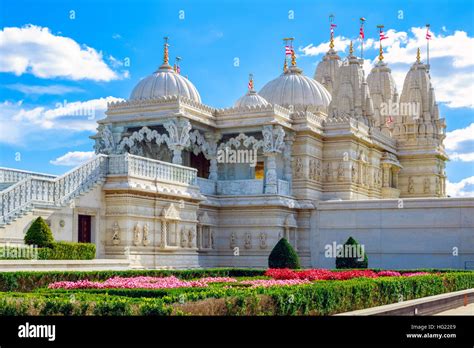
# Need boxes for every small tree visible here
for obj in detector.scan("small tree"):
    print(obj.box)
[24,217,54,248]
[268,238,300,269]
[335,236,368,269]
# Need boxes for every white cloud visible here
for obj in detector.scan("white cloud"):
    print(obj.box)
[0,96,124,145]
[445,123,474,151]
[444,123,474,163]
[6,84,84,95]
[0,25,128,81]
[50,151,95,166]
[299,36,351,56]
[446,176,474,197]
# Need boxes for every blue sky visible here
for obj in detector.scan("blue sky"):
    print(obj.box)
[0,0,473,195]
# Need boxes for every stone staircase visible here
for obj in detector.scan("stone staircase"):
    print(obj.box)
[0,155,108,227]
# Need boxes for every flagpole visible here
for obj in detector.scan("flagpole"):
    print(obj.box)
[426,24,430,67]
[377,25,384,62]
[360,18,366,59]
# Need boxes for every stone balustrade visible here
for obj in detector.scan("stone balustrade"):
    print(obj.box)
[0,167,56,183]
[108,153,197,186]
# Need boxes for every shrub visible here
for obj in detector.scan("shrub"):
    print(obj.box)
[24,217,54,248]
[335,236,368,269]
[38,242,96,260]
[268,238,300,269]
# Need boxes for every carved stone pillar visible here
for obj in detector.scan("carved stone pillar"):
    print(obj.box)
[160,220,167,248]
[204,132,221,181]
[283,134,294,193]
[392,167,400,189]
[382,163,391,188]
[164,118,192,165]
[262,125,285,195]
[264,153,278,194]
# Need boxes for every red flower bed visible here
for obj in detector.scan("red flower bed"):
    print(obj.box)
[264,268,425,281]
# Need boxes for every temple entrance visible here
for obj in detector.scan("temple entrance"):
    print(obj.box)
[190,152,210,178]
[78,215,92,243]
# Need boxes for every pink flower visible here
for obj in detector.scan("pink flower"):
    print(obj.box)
[402,272,430,277]
[240,279,310,288]
[377,271,402,277]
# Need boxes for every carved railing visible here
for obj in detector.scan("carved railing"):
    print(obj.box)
[0,167,56,183]
[108,153,197,186]
[0,155,108,225]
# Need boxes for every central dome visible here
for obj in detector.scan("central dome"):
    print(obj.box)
[130,63,201,102]
[259,65,331,109]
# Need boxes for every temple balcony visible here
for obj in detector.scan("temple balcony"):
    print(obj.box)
[197,177,290,196]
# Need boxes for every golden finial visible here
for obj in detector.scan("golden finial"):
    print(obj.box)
[416,48,421,63]
[329,14,335,49]
[378,43,384,62]
[349,41,354,55]
[291,47,296,66]
[283,57,287,72]
[163,36,169,65]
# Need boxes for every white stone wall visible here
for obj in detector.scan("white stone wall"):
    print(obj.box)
[313,198,474,269]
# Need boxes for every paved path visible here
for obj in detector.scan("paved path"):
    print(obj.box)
[435,303,474,315]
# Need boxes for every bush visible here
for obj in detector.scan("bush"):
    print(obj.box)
[24,217,54,248]
[38,242,96,260]
[336,236,368,269]
[268,238,300,269]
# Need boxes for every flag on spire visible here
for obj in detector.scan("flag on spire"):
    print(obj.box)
[379,30,388,40]
[248,74,254,91]
[359,26,365,39]
[426,27,432,40]
[285,45,293,56]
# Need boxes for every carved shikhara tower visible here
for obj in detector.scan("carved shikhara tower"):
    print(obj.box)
[1,36,463,271]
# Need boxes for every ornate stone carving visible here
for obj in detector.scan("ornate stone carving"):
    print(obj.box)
[133,223,140,246]
[162,203,180,220]
[163,118,192,164]
[244,232,252,249]
[351,163,358,183]
[143,223,150,246]
[295,157,303,178]
[118,126,168,154]
[435,177,441,195]
[262,125,285,153]
[337,162,345,181]
[188,228,194,248]
[259,232,267,249]
[325,162,332,182]
[408,177,415,194]
[94,124,116,155]
[180,228,187,248]
[423,178,431,194]
[230,232,237,249]
[112,221,120,245]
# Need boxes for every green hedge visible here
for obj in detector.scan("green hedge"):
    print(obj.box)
[0,268,266,292]
[38,242,96,260]
[0,272,473,315]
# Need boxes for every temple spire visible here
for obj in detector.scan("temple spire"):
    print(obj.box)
[283,37,294,71]
[377,25,387,62]
[163,36,170,66]
[248,73,254,91]
[329,14,336,49]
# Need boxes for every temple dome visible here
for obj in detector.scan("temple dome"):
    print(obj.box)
[259,65,331,109]
[234,89,270,108]
[129,63,201,102]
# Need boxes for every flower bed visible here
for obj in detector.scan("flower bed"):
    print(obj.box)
[48,276,236,290]
[264,268,431,281]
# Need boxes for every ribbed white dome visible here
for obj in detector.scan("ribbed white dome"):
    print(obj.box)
[259,65,331,108]
[234,90,270,108]
[130,64,201,102]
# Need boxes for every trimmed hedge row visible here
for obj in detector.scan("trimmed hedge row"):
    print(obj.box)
[38,242,96,260]
[1,272,473,315]
[0,268,266,292]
